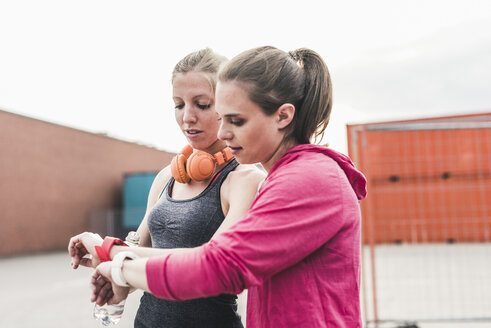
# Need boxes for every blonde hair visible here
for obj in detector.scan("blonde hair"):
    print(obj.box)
[172,48,228,93]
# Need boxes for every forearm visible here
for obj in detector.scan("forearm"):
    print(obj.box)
[109,245,195,260]
[121,258,151,293]
[136,220,152,247]
[146,242,248,301]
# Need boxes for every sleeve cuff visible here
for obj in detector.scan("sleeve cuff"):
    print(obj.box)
[146,255,179,300]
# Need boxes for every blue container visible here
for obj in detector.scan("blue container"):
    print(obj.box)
[122,172,157,229]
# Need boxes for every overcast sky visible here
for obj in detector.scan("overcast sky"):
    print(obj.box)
[1,0,490,154]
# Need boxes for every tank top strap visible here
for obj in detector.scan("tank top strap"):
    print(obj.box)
[159,178,173,199]
[160,159,239,199]
[209,158,239,187]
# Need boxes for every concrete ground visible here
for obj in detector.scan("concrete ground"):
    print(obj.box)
[362,243,491,328]
[0,251,246,328]
[2,246,489,328]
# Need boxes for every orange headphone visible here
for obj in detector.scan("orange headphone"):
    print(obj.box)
[171,145,234,183]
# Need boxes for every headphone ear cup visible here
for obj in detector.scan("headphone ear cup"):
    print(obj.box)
[186,151,216,181]
[222,147,234,161]
[171,154,190,184]
[181,144,194,158]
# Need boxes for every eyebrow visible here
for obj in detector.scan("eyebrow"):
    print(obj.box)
[172,94,211,101]
[223,113,240,117]
[192,95,211,101]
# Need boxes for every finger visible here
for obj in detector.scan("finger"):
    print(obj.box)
[79,257,93,268]
[71,242,87,268]
[97,281,113,306]
[71,257,79,269]
[90,277,107,302]
[68,236,78,255]
[91,284,104,303]
[90,282,98,302]
[90,271,106,300]
[68,235,85,256]
[91,276,105,302]
[75,241,87,256]
[96,279,112,304]
[71,256,80,269]
[71,252,80,269]
[95,277,107,291]
[91,269,99,285]
[105,290,115,305]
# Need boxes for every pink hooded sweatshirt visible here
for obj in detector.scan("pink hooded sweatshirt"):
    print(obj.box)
[147,144,367,327]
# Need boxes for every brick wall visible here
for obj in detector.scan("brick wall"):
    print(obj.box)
[0,110,174,256]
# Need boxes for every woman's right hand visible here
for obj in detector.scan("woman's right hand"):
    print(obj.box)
[68,232,104,269]
[91,261,130,306]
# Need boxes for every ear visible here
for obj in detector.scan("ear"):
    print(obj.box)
[276,103,295,129]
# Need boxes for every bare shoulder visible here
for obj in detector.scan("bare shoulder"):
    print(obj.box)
[147,165,172,204]
[219,164,266,220]
[224,164,266,190]
[155,165,172,182]
[154,165,172,186]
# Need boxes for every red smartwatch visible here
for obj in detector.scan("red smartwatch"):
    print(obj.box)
[94,237,128,262]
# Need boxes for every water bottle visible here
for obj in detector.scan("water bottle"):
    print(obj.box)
[93,231,140,326]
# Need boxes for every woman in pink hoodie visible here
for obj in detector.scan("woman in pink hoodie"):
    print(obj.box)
[91,46,367,328]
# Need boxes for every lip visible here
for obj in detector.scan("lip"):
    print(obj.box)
[228,146,243,155]
[184,129,203,138]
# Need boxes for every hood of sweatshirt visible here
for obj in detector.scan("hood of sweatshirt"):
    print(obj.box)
[278,144,367,200]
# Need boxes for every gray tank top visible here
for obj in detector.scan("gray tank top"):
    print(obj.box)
[134,159,243,328]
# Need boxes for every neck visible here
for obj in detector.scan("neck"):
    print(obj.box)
[261,139,299,173]
[202,139,227,156]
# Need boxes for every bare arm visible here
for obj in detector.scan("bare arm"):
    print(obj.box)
[212,164,266,238]
[135,166,173,247]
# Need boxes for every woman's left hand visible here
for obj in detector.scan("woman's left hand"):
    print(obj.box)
[91,262,130,306]
[68,232,104,269]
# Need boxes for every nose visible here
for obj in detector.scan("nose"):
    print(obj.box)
[218,120,232,141]
[182,105,197,124]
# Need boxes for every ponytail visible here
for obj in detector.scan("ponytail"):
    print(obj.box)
[288,49,332,144]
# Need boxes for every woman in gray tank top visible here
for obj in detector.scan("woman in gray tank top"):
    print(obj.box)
[68,48,265,327]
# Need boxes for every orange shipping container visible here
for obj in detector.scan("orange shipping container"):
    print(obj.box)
[347,112,491,244]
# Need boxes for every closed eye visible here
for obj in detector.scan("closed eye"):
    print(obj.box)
[174,103,184,110]
[230,119,244,126]
[197,103,211,110]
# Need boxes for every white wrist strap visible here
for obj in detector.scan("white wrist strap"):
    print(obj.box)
[111,251,139,287]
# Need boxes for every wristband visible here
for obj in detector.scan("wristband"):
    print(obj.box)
[111,251,140,287]
[95,237,127,262]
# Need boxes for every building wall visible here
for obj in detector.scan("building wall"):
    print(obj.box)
[0,110,175,256]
